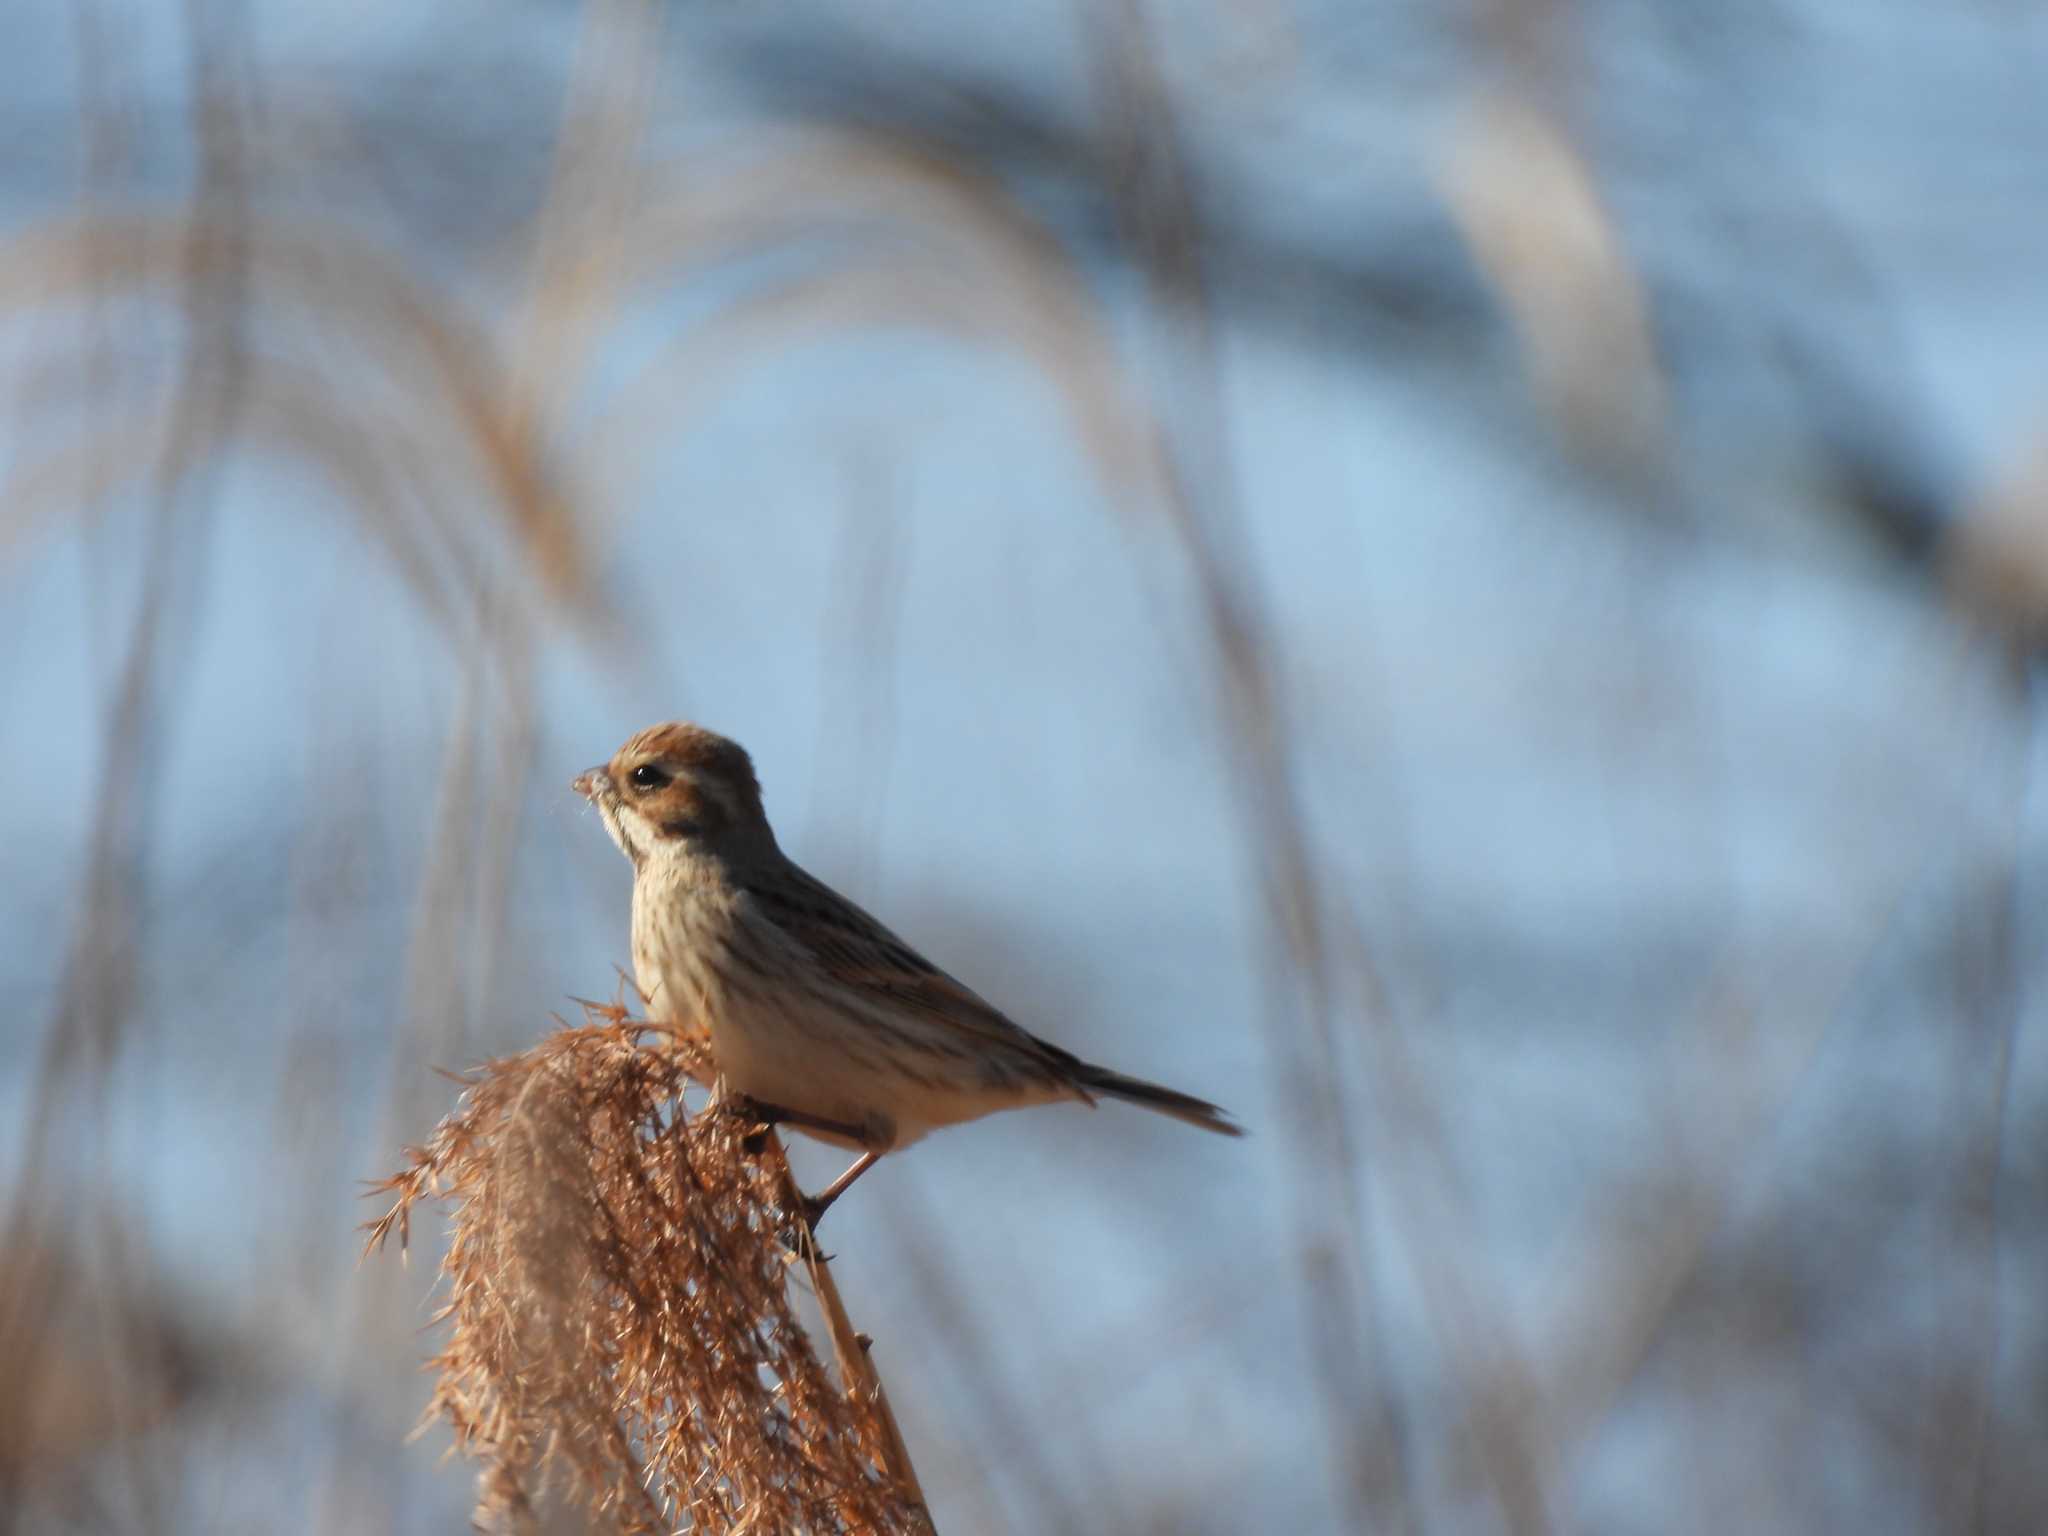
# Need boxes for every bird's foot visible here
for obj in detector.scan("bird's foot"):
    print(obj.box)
[799,1191,836,1233]
[773,1199,834,1262]
[768,1169,864,1260]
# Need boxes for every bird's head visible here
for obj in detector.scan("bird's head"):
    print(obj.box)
[573,721,773,869]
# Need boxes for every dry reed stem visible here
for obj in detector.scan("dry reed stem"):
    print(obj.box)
[581,128,1168,522]
[364,1003,933,1534]
[0,212,586,611]
[759,1143,927,1517]
[1078,7,1443,1528]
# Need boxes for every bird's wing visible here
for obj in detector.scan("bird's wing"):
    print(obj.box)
[745,861,1088,1089]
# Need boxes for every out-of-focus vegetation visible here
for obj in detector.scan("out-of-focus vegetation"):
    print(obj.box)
[4,0,2046,1532]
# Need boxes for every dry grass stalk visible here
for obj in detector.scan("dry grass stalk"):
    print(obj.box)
[364,1003,932,1534]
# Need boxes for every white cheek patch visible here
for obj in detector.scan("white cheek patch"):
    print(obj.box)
[596,796,646,866]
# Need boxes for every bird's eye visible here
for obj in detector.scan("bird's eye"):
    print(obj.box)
[629,763,670,792]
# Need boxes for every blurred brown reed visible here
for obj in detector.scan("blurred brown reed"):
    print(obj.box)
[9,2,2046,1531]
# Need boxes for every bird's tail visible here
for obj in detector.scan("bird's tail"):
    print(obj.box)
[1076,1066,1244,1137]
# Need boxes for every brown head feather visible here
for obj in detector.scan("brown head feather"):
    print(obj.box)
[596,722,771,848]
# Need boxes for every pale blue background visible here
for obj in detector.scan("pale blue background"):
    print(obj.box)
[4,1,2047,1532]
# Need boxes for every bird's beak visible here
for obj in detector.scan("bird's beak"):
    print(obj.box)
[572,767,610,800]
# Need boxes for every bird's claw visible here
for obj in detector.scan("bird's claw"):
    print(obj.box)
[776,1204,833,1263]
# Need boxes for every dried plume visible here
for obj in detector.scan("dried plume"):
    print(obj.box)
[364,1003,930,1534]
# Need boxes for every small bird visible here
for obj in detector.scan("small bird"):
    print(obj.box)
[574,721,1240,1223]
